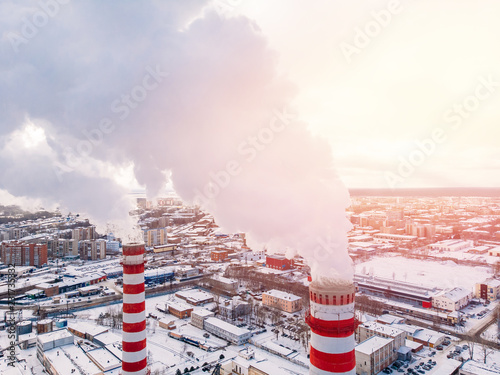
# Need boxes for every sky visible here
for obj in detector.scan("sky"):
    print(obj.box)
[0,0,499,278]
[236,0,500,189]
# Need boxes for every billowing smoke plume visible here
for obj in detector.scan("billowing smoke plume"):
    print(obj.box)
[0,0,353,280]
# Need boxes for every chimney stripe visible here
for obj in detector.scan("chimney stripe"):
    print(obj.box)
[310,332,355,354]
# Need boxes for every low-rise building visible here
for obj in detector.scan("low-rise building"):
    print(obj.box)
[356,336,395,375]
[219,298,251,321]
[211,249,229,261]
[488,246,500,257]
[265,254,292,270]
[167,301,193,319]
[67,321,108,341]
[395,324,445,348]
[36,329,74,362]
[175,288,214,305]
[204,317,252,345]
[262,289,302,313]
[208,274,238,293]
[428,239,473,252]
[357,321,406,351]
[190,308,215,329]
[432,287,473,311]
[475,278,500,301]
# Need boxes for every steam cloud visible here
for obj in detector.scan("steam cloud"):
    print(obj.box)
[0,0,353,280]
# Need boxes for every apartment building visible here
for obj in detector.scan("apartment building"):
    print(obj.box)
[262,290,302,313]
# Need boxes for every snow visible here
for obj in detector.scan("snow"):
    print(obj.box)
[461,359,500,374]
[86,347,121,370]
[356,336,392,354]
[263,289,301,301]
[261,341,294,356]
[205,317,250,336]
[355,256,491,289]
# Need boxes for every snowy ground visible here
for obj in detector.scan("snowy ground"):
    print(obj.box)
[481,321,500,343]
[355,255,491,290]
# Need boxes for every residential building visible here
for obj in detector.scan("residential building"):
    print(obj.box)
[475,278,500,301]
[143,227,167,247]
[72,226,96,241]
[53,238,79,258]
[262,289,301,313]
[488,246,500,257]
[79,239,106,261]
[211,249,229,261]
[1,241,48,267]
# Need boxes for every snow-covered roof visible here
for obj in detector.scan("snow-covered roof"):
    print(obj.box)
[436,287,472,302]
[192,308,215,317]
[431,359,462,375]
[377,314,404,325]
[361,321,404,337]
[263,289,301,301]
[167,300,193,312]
[205,317,251,336]
[86,347,121,370]
[176,288,213,303]
[356,336,392,354]
[461,359,500,375]
[37,329,74,345]
[67,321,108,337]
[93,331,121,345]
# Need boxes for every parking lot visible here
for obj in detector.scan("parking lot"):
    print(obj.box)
[376,336,466,375]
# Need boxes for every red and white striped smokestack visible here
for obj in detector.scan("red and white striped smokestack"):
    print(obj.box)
[122,243,148,375]
[306,279,356,375]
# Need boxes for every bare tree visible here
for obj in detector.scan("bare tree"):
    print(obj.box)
[464,335,476,360]
[478,339,494,364]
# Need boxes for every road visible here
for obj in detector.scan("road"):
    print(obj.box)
[468,310,497,338]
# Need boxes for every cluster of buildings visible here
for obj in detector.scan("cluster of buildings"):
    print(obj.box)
[0,214,120,266]
[1,196,500,375]
[348,196,500,266]
[356,317,446,374]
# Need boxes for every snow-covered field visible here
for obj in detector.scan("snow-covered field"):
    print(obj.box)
[355,256,491,289]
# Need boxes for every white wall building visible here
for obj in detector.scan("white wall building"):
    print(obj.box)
[204,317,252,345]
[432,287,473,311]
[427,239,473,252]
